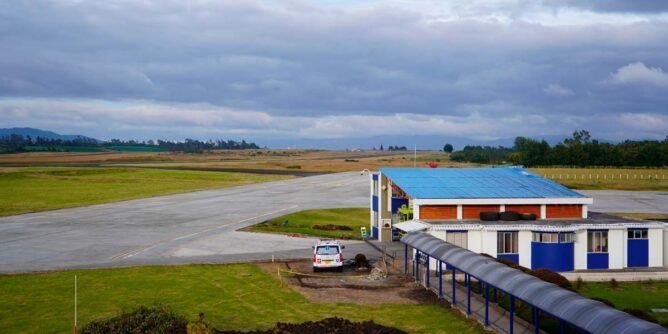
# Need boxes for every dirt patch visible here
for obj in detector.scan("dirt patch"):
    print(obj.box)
[312,224,353,231]
[257,260,444,305]
[216,317,405,334]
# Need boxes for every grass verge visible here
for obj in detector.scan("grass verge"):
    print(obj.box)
[577,280,668,326]
[531,168,668,191]
[246,208,370,240]
[0,167,291,217]
[0,264,484,334]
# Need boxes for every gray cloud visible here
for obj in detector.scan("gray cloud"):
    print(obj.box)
[542,0,668,13]
[0,0,667,145]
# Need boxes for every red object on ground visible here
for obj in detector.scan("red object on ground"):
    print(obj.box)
[428,161,438,168]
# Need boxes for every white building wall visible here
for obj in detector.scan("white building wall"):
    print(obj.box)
[468,230,482,254]
[413,204,420,219]
[622,229,628,268]
[481,231,497,257]
[664,228,668,268]
[608,229,624,269]
[574,230,588,270]
[430,229,447,242]
[518,231,532,268]
[649,228,664,267]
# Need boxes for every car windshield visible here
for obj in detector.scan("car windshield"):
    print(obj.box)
[316,246,339,255]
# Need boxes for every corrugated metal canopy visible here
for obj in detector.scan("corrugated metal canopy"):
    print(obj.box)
[401,233,668,334]
[380,167,585,199]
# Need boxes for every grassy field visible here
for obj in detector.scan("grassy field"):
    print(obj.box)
[0,167,291,217]
[578,280,668,326]
[247,208,370,240]
[531,168,668,191]
[0,264,484,334]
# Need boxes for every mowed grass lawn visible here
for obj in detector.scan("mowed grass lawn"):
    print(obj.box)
[0,167,291,216]
[531,167,668,191]
[248,208,370,240]
[0,264,484,334]
[579,280,668,326]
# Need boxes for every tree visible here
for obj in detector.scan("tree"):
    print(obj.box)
[379,144,384,151]
[443,143,453,153]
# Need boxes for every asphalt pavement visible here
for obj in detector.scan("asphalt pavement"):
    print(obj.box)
[0,172,666,273]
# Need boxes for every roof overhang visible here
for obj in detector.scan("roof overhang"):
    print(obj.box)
[394,220,430,233]
[413,197,593,205]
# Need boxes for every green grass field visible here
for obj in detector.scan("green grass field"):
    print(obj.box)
[0,167,291,217]
[531,168,668,191]
[0,264,484,334]
[578,280,668,326]
[247,208,370,240]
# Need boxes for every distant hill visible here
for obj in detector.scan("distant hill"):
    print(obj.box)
[0,127,99,142]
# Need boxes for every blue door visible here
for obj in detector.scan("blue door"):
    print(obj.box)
[627,229,649,267]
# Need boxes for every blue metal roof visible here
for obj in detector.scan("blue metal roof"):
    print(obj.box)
[379,167,585,199]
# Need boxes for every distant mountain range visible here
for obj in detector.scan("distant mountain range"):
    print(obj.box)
[0,127,99,142]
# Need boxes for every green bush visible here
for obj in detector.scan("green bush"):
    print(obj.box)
[80,306,187,334]
[622,308,658,324]
[530,268,572,290]
[590,297,615,308]
[186,321,213,334]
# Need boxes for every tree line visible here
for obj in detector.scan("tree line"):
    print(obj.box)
[0,135,259,153]
[449,130,668,167]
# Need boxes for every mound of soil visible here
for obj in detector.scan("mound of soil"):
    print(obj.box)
[312,224,353,231]
[217,317,405,334]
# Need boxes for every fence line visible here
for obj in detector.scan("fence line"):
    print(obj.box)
[542,173,667,182]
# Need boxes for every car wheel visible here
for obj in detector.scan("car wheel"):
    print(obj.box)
[338,266,344,272]
[313,267,318,273]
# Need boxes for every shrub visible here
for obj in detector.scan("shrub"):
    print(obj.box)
[610,278,619,289]
[80,306,187,334]
[622,308,659,324]
[530,268,573,290]
[590,297,615,308]
[575,276,584,290]
[186,321,213,334]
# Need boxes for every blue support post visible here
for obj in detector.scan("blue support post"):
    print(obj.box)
[559,320,565,334]
[509,295,515,334]
[438,260,443,298]
[426,255,430,289]
[484,283,489,327]
[451,267,456,305]
[533,307,540,334]
[415,251,419,282]
[467,274,471,315]
[478,278,482,294]
[404,244,408,274]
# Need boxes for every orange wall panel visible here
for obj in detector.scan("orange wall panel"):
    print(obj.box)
[463,205,499,219]
[505,205,541,216]
[420,205,457,220]
[546,204,582,219]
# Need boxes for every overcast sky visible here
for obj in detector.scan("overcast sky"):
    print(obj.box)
[1,0,667,146]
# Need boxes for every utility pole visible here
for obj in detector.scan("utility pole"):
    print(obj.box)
[414,144,417,167]
[73,274,77,334]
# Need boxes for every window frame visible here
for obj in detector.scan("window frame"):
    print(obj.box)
[497,231,518,254]
[627,229,648,240]
[587,230,608,253]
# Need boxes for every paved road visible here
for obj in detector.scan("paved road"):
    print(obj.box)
[0,172,374,273]
[580,190,668,214]
[1,172,667,273]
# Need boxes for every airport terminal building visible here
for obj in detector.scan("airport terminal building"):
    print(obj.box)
[370,167,668,271]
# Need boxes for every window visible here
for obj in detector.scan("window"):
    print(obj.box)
[533,232,574,243]
[316,246,340,255]
[628,229,648,239]
[587,231,608,253]
[532,232,558,243]
[497,231,518,254]
[446,231,468,248]
[559,233,574,243]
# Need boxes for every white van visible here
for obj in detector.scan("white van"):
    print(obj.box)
[312,240,345,272]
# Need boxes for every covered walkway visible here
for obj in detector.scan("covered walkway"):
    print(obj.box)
[402,233,667,334]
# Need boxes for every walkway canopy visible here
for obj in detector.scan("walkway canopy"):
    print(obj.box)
[401,233,668,334]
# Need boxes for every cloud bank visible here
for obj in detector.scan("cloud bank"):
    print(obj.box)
[0,0,667,146]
